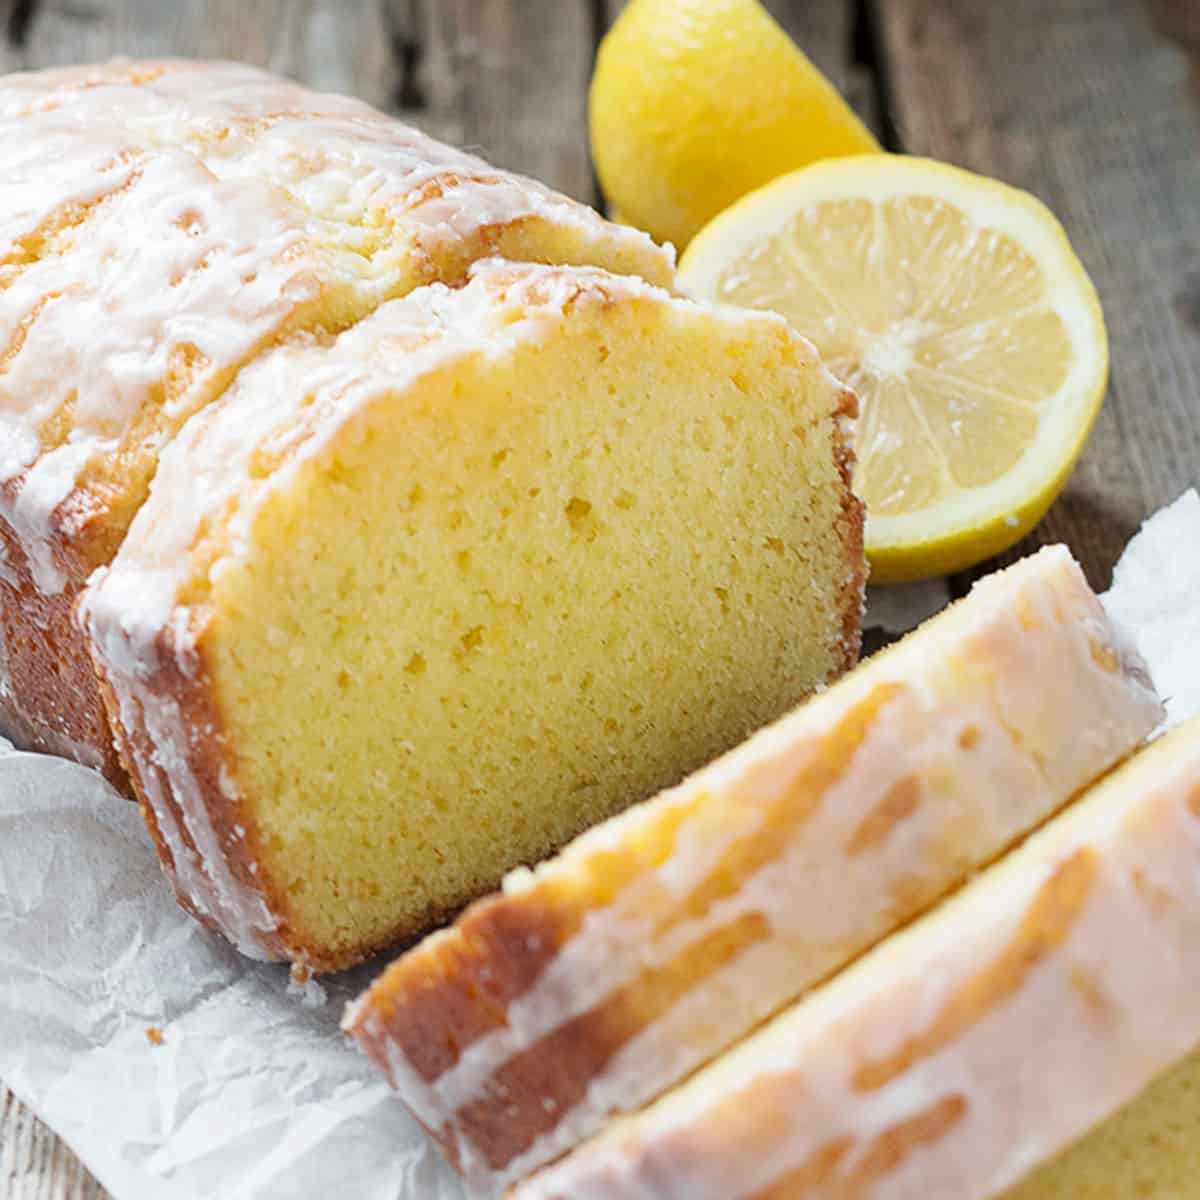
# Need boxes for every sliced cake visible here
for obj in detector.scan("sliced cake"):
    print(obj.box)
[81,260,863,971]
[514,717,1200,1200]
[0,59,671,784]
[343,545,1162,1189]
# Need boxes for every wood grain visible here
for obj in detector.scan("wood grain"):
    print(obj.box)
[1,1084,105,1199]
[880,0,1200,592]
[0,0,396,101]
[392,1,597,201]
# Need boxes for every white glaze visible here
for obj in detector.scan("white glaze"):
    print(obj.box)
[127,687,277,960]
[0,146,322,591]
[516,719,1200,1200]
[349,546,1163,1191]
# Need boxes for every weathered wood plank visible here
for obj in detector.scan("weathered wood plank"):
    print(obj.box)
[0,0,397,107]
[390,0,597,200]
[879,0,1200,591]
[1,1084,107,1200]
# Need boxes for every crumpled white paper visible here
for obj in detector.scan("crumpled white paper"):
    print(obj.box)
[1103,489,1200,732]
[0,490,1197,1200]
[0,754,467,1200]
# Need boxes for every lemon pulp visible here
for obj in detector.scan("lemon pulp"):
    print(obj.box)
[680,155,1108,581]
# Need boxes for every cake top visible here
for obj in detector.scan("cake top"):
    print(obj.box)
[0,60,672,592]
[0,59,622,241]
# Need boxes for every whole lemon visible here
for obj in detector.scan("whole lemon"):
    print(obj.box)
[590,0,879,249]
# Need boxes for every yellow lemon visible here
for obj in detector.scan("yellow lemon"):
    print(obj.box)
[590,0,878,249]
[679,155,1108,582]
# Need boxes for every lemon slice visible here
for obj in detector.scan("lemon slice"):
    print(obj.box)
[590,0,878,249]
[679,155,1108,582]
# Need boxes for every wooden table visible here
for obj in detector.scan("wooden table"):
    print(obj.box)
[1,0,1197,1195]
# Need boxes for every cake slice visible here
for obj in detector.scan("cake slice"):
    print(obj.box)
[81,260,863,971]
[343,545,1162,1189]
[514,717,1200,1200]
[0,59,671,785]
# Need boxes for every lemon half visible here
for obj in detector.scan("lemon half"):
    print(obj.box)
[679,155,1108,582]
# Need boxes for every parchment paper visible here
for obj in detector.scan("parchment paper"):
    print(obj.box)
[1,489,1196,1200]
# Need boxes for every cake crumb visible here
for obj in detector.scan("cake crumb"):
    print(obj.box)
[289,960,328,1008]
[146,1026,164,1046]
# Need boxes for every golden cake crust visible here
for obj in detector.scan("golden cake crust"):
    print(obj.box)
[88,622,286,951]
[830,383,867,675]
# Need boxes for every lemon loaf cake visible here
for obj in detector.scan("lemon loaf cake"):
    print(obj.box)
[82,260,864,971]
[0,59,671,785]
[514,717,1200,1200]
[344,545,1162,1189]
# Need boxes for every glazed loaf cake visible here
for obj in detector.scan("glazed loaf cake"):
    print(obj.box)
[82,259,864,970]
[344,545,1163,1188]
[516,716,1200,1200]
[0,59,671,785]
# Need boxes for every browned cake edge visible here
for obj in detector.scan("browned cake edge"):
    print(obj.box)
[831,383,867,675]
[0,498,132,792]
[89,615,292,960]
